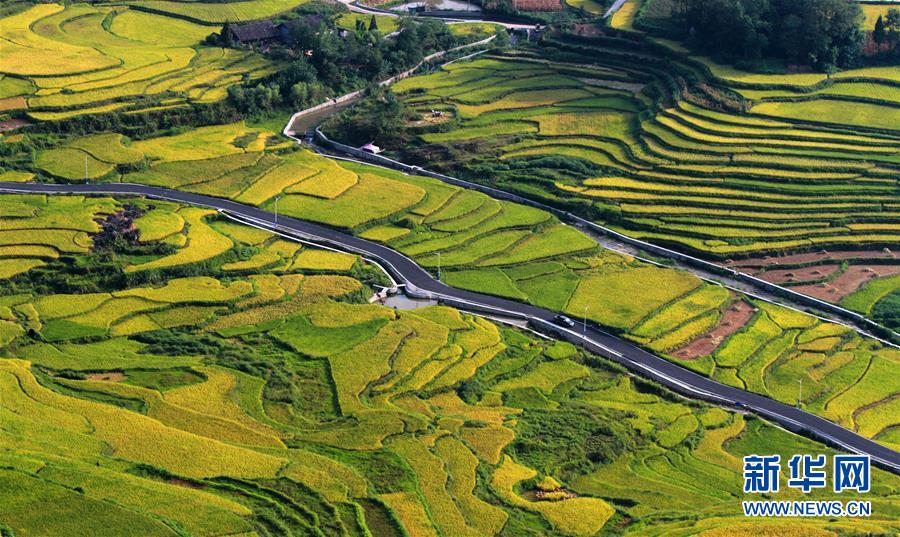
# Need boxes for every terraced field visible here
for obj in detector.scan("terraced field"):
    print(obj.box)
[116,0,311,23]
[5,0,898,533]
[0,3,277,120]
[21,120,899,450]
[1,197,898,536]
[390,41,900,319]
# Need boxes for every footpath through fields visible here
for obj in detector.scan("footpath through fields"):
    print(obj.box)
[2,180,898,473]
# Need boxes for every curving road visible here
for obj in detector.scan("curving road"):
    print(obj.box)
[2,180,898,473]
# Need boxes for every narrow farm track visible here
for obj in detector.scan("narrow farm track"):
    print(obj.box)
[2,180,898,473]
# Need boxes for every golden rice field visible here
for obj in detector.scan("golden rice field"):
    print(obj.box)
[21,111,898,451]
[0,4,278,120]
[0,189,898,536]
[2,2,898,533]
[391,41,900,323]
[395,49,900,260]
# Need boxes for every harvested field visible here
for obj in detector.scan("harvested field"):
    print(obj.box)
[726,249,897,268]
[757,264,841,284]
[672,301,755,360]
[794,265,900,301]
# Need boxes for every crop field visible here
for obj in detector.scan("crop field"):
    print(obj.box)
[26,118,897,448]
[0,4,278,120]
[117,0,310,23]
[391,42,900,318]
[0,190,898,536]
[3,0,899,531]
[337,13,398,34]
[400,49,899,253]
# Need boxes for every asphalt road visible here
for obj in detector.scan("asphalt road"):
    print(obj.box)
[342,0,539,29]
[603,0,629,18]
[2,180,898,473]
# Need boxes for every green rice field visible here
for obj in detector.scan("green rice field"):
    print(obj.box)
[385,36,900,323]
[0,195,897,536]
[19,116,898,454]
[0,4,278,120]
[3,3,900,533]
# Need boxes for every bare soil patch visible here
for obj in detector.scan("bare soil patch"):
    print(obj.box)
[514,0,562,10]
[573,23,603,36]
[727,249,896,268]
[0,118,29,132]
[794,265,900,302]
[410,109,453,127]
[86,372,126,382]
[758,264,841,284]
[671,301,755,360]
[577,78,645,93]
[0,97,26,112]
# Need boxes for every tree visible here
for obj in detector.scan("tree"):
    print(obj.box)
[369,15,378,32]
[221,22,233,47]
[675,0,863,70]
[887,8,900,32]
[874,15,886,45]
[492,28,510,49]
[887,8,900,43]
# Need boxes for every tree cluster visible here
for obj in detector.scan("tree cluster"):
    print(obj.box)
[672,0,865,71]
[228,17,458,117]
[868,9,900,60]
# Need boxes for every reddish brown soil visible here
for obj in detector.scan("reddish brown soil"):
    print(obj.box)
[794,265,900,302]
[0,118,29,132]
[514,0,563,10]
[757,264,841,284]
[672,301,756,360]
[726,249,896,268]
[86,372,126,382]
[0,97,26,112]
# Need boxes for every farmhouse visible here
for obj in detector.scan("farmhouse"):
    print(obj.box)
[228,21,280,46]
[229,15,346,48]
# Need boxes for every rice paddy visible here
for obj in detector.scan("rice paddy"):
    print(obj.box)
[31,117,891,446]
[0,4,278,121]
[391,42,900,319]
[0,191,898,536]
[3,5,900,533]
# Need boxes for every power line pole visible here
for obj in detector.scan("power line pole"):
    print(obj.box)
[437,252,441,282]
[797,378,802,408]
[582,306,587,349]
[274,195,282,228]
[84,154,88,184]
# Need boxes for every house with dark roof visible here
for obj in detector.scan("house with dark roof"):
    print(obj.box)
[229,15,346,49]
[228,21,280,45]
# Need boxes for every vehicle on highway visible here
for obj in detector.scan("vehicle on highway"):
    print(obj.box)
[553,314,576,328]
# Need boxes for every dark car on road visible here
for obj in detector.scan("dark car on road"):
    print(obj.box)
[553,314,576,328]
